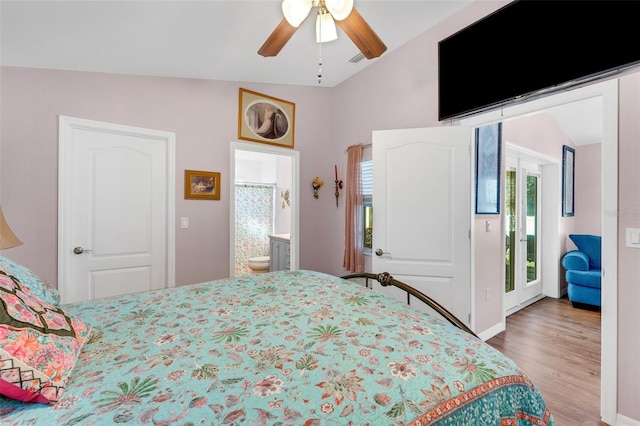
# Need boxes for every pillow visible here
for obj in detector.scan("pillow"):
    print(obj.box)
[0,271,92,404]
[0,255,61,306]
[569,234,602,270]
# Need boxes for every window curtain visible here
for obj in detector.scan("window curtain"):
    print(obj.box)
[343,144,364,272]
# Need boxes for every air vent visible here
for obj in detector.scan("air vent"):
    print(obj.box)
[348,52,365,63]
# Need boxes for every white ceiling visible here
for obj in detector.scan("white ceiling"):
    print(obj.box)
[0,0,473,87]
[0,0,602,145]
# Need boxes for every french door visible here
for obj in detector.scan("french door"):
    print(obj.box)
[505,155,542,314]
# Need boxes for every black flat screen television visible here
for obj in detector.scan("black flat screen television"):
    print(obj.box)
[438,0,640,121]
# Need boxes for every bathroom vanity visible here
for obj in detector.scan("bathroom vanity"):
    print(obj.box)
[269,233,290,272]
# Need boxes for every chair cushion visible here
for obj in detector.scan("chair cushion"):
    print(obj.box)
[566,269,602,289]
[569,234,602,269]
[562,250,589,271]
[567,283,601,307]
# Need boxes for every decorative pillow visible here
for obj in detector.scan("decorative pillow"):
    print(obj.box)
[569,234,602,270]
[0,271,92,404]
[0,255,61,306]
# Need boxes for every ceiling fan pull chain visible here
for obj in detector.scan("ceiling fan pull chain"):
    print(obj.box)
[318,41,323,84]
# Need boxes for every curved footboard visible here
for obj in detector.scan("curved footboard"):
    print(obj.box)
[342,272,477,338]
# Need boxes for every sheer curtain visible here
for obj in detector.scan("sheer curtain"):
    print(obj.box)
[343,144,364,272]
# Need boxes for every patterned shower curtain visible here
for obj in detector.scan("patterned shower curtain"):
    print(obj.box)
[235,184,275,276]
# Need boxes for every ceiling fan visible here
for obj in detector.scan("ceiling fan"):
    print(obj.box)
[258,0,387,60]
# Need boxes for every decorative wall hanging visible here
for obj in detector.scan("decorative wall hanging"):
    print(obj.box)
[312,177,324,199]
[281,188,291,208]
[238,88,295,148]
[475,123,501,214]
[334,164,343,207]
[185,170,221,200]
[562,145,575,217]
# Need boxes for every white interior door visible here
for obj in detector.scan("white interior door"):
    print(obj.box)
[372,127,472,326]
[58,116,175,303]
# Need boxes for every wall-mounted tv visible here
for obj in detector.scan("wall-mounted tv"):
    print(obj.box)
[438,0,640,121]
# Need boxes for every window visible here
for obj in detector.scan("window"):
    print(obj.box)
[361,160,373,252]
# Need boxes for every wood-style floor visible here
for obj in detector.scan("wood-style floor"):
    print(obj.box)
[486,296,605,425]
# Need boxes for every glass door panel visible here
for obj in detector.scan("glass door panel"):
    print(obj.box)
[505,169,516,294]
[526,174,538,283]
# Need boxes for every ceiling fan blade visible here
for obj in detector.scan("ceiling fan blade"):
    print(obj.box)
[335,7,387,59]
[258,18,300,57]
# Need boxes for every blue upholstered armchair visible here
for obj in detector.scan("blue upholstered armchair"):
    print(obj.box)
[561,234,601,309]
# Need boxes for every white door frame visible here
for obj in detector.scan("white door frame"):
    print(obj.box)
[229,141,300,276]
[58,116,176,302]
[460,80,618,424]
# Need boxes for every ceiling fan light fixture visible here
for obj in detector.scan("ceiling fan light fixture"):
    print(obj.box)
[316,11,337,43]
[282,0,312,27]
[324,0,353,21]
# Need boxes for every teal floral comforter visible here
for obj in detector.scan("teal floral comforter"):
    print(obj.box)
[1,270,553,425]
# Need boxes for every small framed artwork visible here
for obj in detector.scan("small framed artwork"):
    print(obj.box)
[475,123,502,214]
[238,88,295,148]
[562,145,575,217]
[185,170,220,200]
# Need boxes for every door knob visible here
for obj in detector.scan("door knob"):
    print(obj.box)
[73,247,93,255]
[375,248,390,256]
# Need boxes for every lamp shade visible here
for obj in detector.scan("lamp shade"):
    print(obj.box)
[316,12,337,43]
[0,206,22,249]
[325,0,353,21]
[282,0,312,27]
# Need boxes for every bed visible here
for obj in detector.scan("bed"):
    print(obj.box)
[1,264,554,425]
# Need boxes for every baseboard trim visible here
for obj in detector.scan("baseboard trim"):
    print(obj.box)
[505,294,546,317]
[477,321,505,341]
[617,414,640,426]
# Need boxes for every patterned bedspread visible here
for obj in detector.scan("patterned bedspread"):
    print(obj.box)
[1,270,554,425]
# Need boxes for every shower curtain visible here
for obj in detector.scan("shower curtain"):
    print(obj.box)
[235,184,275,276]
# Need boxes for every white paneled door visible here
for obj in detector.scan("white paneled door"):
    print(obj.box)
[58,116,175,303]
[372,127,472,327]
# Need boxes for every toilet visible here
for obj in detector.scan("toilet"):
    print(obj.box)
[247,256,270,274]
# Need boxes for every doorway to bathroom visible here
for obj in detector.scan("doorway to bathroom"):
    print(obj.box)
[230,141,299,277]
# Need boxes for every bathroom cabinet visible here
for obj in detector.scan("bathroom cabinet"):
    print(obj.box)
[269,234,290,272]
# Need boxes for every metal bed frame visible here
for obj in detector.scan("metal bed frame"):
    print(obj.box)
[341,272,477,338]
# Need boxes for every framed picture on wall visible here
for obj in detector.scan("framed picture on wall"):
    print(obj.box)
[185,170,221,200]
[562,145,575,217]
[238,88,295,148]
[475,123,502,214]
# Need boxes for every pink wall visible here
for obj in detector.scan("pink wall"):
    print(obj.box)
[575,143,602,236]
[617,73,640,421]
[0,68,343,286]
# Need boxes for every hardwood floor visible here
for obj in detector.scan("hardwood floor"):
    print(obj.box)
[486,296,605,425]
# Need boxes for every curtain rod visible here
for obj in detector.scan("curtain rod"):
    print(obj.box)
[344,143,372,154]
[234,182,277,187]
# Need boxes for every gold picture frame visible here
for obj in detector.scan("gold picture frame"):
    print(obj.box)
[238,88,295,148]
[185,170,220,200]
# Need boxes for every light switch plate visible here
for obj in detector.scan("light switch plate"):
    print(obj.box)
[180,217,189,229]
[625,228,640,248]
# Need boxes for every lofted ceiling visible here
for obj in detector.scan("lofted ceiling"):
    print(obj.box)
[0,0,472,87]
[0,0,601,145]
